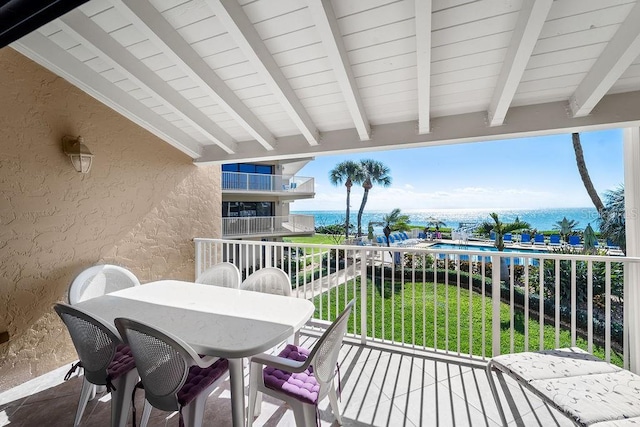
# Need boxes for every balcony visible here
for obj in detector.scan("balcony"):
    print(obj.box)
[222,214,315,238]
[222,172,314,198]
[3,239,638,426]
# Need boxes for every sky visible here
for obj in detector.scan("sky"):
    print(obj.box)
[292,129,624,212]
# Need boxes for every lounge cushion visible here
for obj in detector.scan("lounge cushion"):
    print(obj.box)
[263,344,319,405]
[490,347,620,383]
[178,358,229,406]
[530,369,640,425]
[490,348,640,426]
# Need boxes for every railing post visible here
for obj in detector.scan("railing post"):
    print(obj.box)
[624,127,640,372]
[195,239,201,280]
[491,254,501,356]
[360,248,368,344]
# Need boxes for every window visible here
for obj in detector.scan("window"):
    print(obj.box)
[222,202,274,218]
[222,163,273,174]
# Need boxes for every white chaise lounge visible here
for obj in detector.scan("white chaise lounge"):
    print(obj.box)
[486,347,640,426]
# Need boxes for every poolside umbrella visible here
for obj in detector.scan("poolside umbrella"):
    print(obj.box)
[426,217,446,228]
[583,223,598,253]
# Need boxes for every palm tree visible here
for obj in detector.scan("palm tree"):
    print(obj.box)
[382,208,410,246]
[356,159,391,237]
[554,216,580,243]
[329,161,364,239]
[480,213,530,251]
[572,133,605,215]
[599,185,626,251]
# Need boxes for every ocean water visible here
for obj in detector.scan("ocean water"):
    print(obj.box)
[291,207,602,232]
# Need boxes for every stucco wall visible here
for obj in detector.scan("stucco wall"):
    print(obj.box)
[0,48,221,392]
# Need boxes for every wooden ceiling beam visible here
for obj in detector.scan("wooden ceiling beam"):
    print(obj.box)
[307,0,370,141]
[113,0,276,151]
[570,1,640,118]
[415,0,432,134]
[59,9,237,154]
[206,0,320,146]
[487,0,552,127]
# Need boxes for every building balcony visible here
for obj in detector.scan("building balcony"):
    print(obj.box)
[222,172,314,199]
[222,214,315,238]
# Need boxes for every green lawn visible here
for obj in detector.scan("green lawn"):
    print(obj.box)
[313,278,623,367]
[285,234,344,245]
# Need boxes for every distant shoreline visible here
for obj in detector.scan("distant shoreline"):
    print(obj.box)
[292,207,601,232]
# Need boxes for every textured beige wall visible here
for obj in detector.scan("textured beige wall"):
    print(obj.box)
[0,48,221,391]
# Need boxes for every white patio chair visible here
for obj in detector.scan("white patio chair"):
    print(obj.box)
[247,299,355,426]
[114,317,229,427]
[54,303,148,427]
[68,264,140,304]
[66,264,140,417]
[195,262,241,288]
[241,267,298,346]
[240,267,291,296]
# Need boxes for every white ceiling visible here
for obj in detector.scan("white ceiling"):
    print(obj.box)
[12,0,640,164]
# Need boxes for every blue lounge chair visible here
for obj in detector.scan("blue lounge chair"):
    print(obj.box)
[568,235,582,247]
[503,233,513,244]
[376,236,384,244]
[490,231,496,241]
[534,234,545,245]
[549,234,561,246]
[607,239,621,250]
[520,233,531,245]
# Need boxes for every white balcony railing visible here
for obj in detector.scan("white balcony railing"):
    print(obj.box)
[195,238,640,368]
[222,172,314,193]
[221,214,314,237]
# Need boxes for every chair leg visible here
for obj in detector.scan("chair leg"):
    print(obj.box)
[139,400,153,427]
[181,395,207,427]
[110,370,139,427]
[327,382,342,425]
[247,361,263,424]
[74,378,94,427]
[485,362,508,427]
[89,383,97,401]
[291,401,317,427]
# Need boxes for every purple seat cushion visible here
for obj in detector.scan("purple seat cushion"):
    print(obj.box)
[107,344,136,380]
[178,358,229,406]
[263,344,319,405]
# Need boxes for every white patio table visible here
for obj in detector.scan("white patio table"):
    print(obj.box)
[74,279,315,427]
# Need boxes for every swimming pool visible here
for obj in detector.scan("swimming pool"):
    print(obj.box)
[429,242,546,254]
[427,242,545,265]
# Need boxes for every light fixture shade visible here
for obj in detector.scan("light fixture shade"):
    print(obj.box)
[62,136,93,173]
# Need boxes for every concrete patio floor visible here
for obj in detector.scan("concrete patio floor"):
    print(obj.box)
[0,333,573,427]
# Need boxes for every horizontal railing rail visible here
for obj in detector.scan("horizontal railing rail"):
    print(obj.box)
[194,238,640,367]
[221,214,314,237]
[221,171,314,193]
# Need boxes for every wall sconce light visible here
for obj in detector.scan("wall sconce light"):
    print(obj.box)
[62,135,94,173]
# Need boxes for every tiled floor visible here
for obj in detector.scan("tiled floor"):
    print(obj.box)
[0,334,571,427]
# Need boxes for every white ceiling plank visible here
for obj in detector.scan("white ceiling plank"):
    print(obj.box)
[11,32,203,159]
[58,9,237,154]
[415,0,432,134]
[487,0,553,127]
[196,90,640,164]
[307,0,370,140]
[113,0,276,151]
[206,0,320,146]
[570,1,640,117]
